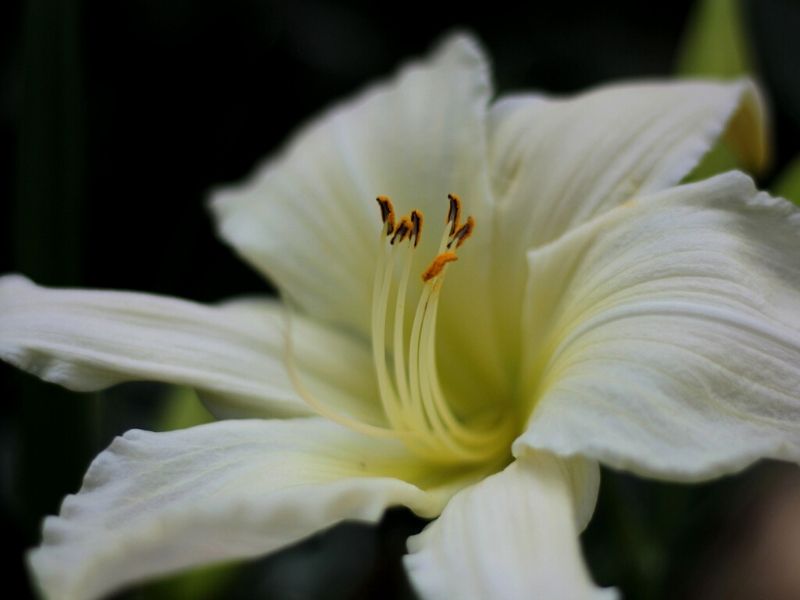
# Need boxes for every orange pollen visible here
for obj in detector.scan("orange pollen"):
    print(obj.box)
[422,252,458,282]
[391,217,412,245]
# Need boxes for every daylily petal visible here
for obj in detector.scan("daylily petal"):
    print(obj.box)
[515,172,800,481]
[29,418,464,600]
[0,275,376,420]
[490,79,765,248]
[404,453,614,600]
[211,33,493,337]
[486,80,766,355]
[214,297,385,424]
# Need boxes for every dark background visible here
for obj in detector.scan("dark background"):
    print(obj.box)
[1,1,800,598]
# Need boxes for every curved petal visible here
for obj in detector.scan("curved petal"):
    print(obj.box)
[515,172,800,481]
[210,33,494,337]
[28,418,460,600]
[404,453,614,600]
[214,298,385,424]
[0,276,380,421]
[486,80,766,354]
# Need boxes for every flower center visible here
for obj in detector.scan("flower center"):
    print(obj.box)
[285,194,514,466]
[367,194,513,465]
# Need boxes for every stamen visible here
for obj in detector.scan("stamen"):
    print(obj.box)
[422,252,458,282]
[409,242,509,462]
[447,215,475,249]
[447,193,461,236]
[372,236,403,427]
[392,241,414,412]
[410,210,423,248]
[323,193,514,465]
[391,217,412,245]
[376,195,395,235]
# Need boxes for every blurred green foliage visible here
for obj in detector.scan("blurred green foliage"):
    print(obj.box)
[774,156,800,205]
[679,0,750,184]
[677,0,751,77]
[156,387,214,431]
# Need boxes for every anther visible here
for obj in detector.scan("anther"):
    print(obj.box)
[376,196,395,235]
[391,217,412,245]
[447,193,462,236]
[448,216,475,249]
[422,252,458,282]
[410,210,423,248]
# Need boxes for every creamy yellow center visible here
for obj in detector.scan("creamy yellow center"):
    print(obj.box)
[367,195,513,465]
[287,194,514,466]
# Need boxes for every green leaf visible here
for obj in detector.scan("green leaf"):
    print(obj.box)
[773,156,800,206]
[676,0,751,77]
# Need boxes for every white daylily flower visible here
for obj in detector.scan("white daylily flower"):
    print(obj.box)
[2,33,799,600]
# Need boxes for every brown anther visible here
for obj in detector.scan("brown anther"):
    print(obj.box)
[447,193,462,236]
[410,210,423,248]
[422,252,458,282]
[376,196,395,235]
[391,217,412,245]
[448,215,475,249]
